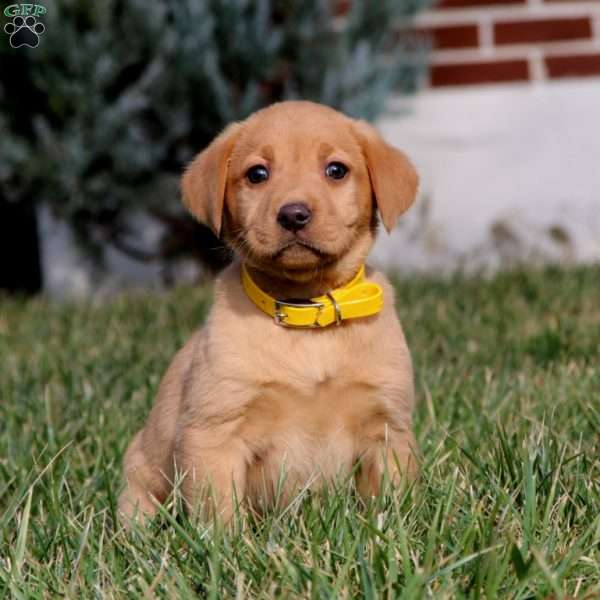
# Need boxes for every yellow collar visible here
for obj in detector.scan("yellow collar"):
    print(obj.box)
[241,265,383,328]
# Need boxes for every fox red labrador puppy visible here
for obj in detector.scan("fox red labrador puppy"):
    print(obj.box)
[119,101,419,524]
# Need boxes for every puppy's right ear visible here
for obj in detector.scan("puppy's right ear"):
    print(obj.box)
[181,123,241,236]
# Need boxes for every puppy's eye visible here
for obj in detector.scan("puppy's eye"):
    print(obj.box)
[246,165,269,184]
[325,162,348,180]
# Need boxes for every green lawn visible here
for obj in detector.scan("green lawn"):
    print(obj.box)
[1,266,599,598]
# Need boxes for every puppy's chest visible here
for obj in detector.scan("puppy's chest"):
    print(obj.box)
[201,313,410,485]
[213,320,400,429]
[235,328,396,487]
[228,321,384,393]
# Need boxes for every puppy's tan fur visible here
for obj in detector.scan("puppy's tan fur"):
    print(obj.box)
[119,101,419,523]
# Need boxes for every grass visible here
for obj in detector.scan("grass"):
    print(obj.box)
[1,265,599,598]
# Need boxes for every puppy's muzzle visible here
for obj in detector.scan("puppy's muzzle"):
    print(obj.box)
[277,202,312,232]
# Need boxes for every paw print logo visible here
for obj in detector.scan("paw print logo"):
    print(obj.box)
[4,15,45,48]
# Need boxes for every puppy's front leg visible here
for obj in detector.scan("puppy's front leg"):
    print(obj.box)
[177,426,248,522]
[356,428,418,498]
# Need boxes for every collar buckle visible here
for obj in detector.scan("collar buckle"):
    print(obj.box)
[274,299,324,328]
[326,293,343,326]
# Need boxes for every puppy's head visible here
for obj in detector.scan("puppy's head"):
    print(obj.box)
[182,101,418,280]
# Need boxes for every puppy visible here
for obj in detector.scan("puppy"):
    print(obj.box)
[119,101,419,523]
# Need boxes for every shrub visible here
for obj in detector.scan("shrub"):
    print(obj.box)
[0,0,429,279]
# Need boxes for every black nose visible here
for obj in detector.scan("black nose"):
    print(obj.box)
[277,202,312,232]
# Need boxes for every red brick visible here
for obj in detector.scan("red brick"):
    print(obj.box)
[437,0,525,8]
[334,0,350,15]
[421,24,480,49]
[494,17,591,45]
[546,53,600,78]
[430,59,529,86]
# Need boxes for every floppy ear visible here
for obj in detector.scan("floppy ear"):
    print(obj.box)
[181,123,241,236]
[352,120,419,233]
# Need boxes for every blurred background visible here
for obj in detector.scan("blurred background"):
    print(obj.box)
[1,0,599,297]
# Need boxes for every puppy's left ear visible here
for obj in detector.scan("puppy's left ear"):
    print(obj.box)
[181,122,242,236]
[352,120,419,232]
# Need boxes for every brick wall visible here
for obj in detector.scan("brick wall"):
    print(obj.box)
[415,0,600,86]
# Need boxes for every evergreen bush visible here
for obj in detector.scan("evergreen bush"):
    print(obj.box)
[0,0,429,278]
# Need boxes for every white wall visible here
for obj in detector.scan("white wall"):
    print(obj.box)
[40,207,199,298]
[372,79,600,273]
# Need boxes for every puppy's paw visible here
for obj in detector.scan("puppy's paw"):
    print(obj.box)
[117,488,159,529]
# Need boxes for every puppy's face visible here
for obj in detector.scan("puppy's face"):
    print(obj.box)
[225,106,375,273]
[183,101,418,279]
